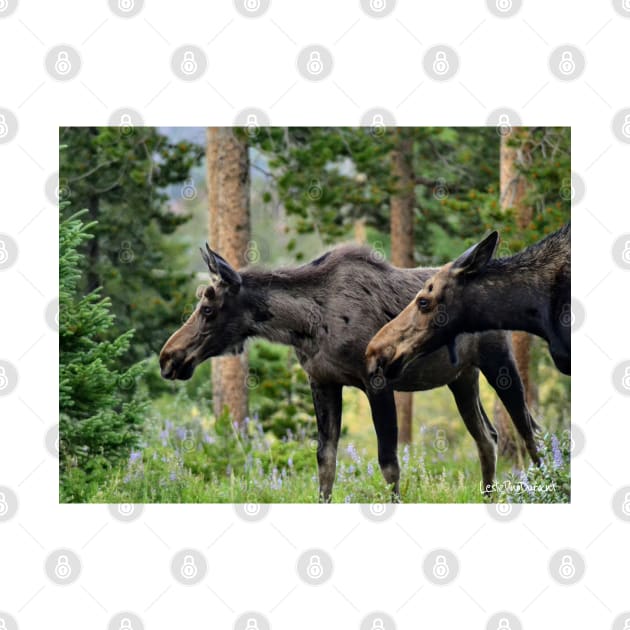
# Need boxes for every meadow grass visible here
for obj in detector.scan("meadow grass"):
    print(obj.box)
[86,382,568,505]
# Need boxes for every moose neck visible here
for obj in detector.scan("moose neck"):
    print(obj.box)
[241,271,323,347]
[461,261,547,339]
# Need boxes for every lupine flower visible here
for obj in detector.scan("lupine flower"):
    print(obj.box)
[551,434,563,469]
[176,427,186,441]
[129,451,142,464]
[367,462,374,476]
[346,443,360,463]
[402,445,410,466]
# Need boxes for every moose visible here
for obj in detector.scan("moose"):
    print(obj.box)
[160,244,540,502]
[366,224,571,380]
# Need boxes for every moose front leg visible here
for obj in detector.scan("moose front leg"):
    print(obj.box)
[310,380,343,503]
[367,386,400,502]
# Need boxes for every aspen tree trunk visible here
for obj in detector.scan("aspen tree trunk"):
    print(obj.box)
[390,129,415,445]
[207,128,250,425]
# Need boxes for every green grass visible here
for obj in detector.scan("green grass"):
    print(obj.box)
[65,353,570,504]
[80,390,563,505]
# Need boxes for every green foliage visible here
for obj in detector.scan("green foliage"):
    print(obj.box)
[59,127,204,370]
[247,127,498,262]
[60,206,147,502]
[495,432,570,503]
[248,340,315,438]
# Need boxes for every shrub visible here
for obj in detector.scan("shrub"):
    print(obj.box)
[59,207,147,501]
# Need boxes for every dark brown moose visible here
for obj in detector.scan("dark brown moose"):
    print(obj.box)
[366,224,571,380]
[160,244,540,502]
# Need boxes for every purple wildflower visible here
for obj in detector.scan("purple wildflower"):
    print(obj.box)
[346,443,360,463]
[169,471,177,481]
[551,434,563,469]
[176,427,186,441]
[402,445,410,466]
[367,462,374,476]
[129,450,142,464]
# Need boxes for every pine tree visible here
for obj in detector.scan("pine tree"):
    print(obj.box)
[60,206,146,500]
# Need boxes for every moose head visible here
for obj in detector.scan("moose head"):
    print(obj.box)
[365,231,499,378]
[159,244,247,380]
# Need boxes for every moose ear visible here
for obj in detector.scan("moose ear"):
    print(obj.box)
[453,231,499,275]
[200,242,219,276]
[211,248,242,291]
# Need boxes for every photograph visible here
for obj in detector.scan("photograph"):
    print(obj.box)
[59,125,570,504]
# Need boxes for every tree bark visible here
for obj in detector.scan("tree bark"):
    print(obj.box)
[390,129,415,445]
[207,128,251,425]
[495,127,534,463]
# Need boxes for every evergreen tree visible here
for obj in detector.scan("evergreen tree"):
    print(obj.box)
[59,127,204,366]
[59,206,146,501]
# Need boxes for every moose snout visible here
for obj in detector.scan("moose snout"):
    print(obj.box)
[159,347,185,380]
[365,342,394,377]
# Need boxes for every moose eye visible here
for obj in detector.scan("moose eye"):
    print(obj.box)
[417,297,430,312]
[201,306,215,318]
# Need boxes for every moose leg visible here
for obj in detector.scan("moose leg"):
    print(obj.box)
[478,345,540,465]
[367,387,400,502]
[310,380,343,503]
[448,369,498,498]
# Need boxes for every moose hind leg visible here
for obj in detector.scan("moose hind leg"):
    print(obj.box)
[367,387,400,502]
[448,369,497,497]
[310,380,343,503]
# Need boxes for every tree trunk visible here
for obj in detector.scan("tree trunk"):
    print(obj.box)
[390,129,415,445]
[495,127,535,463]
[207,128,251,425]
